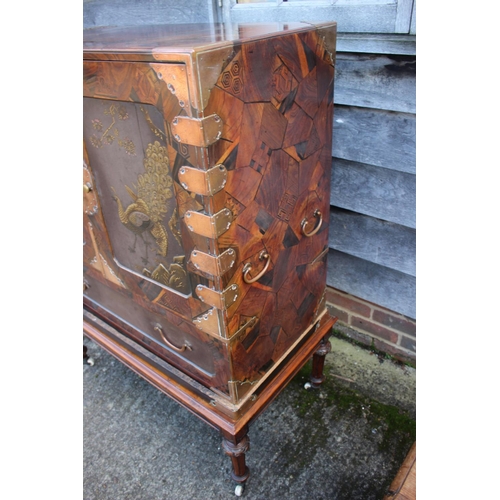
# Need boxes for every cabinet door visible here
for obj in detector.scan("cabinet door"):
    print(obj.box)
[83,97,193,295]
[83,60,211,324]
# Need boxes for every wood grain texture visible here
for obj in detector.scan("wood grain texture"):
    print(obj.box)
[84,0,417,325]
[83,60,211,313]
[332,106,416,175]
[202,28,335,392]
[383,442,416,500]
[330,158,416,229]
[334,53,416,113]
[83,58,224,385]
[329,208,415,276]
[84,0,217,28]
[83,22,331,57]
[329,49,415,319]
[83,23,337,405]
[336,34,416,55]
[395,0,415,34]
[83,308,335,431]
[227,2,399,33]
[327,250,416,319]
[410,1,416,35]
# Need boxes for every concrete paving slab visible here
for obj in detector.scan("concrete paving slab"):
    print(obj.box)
[83,334,415,500]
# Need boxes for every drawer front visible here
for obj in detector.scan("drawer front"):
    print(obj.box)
[83,274,229,387]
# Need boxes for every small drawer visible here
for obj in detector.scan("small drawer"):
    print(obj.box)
[83,274,217,377]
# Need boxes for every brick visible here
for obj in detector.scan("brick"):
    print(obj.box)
[373,338,416,364]
[350,316,399,344]
[372,309,416,337]
[400,334,416,353]
[333,323,373,347]
[326,303,349,323]
[325,287,371,318]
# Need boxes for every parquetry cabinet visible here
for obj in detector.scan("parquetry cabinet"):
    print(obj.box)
[83,22,337,494]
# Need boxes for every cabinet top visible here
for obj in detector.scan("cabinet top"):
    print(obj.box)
[83,22,336,60]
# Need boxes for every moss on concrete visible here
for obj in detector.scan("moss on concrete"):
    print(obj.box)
[284,361,416,479]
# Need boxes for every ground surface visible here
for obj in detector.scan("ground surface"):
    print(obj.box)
[83,333,416,500]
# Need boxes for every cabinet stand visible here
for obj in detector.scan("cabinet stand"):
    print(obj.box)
[84,309,336,487]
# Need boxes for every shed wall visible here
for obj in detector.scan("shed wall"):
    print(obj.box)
[83,0,417,360]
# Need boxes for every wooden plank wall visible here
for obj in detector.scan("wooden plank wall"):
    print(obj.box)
[83,3,417,321]
[329,37,416,319]
[83,0,219,27]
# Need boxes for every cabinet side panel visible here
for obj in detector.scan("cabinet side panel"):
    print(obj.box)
[204,27,336,399]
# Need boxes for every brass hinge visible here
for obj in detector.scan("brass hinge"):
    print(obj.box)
[150,63,190,110]
[178,164,227,196]
[171,114,223,147]
[195,283,239,310]
[184,208,233,239]
[193,307,223,337]
[190,248,236,278]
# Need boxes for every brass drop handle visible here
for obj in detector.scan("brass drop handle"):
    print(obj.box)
[243,251,271,284]
[83,182,92,194]
[301,210,323,237]
[154,324,192,353]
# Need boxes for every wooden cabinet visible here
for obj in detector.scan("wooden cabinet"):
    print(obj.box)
[83,22,337,491]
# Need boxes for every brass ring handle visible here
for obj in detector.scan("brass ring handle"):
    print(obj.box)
[243,251,271,284]
[154,324,192,353]
[301,210,323,237]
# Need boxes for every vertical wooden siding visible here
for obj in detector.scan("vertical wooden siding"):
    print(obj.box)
[83,0,417,320]
[328,48,416,319]
[83,0,219,27]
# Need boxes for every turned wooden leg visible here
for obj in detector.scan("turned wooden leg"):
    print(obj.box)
[310,336,332,388]
[221,430,250,484]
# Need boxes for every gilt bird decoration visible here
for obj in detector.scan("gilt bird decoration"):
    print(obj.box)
[112,141,174,258]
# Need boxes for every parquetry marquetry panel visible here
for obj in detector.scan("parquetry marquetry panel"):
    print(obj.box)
[204,29,335,394]
[83,23,336,405]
